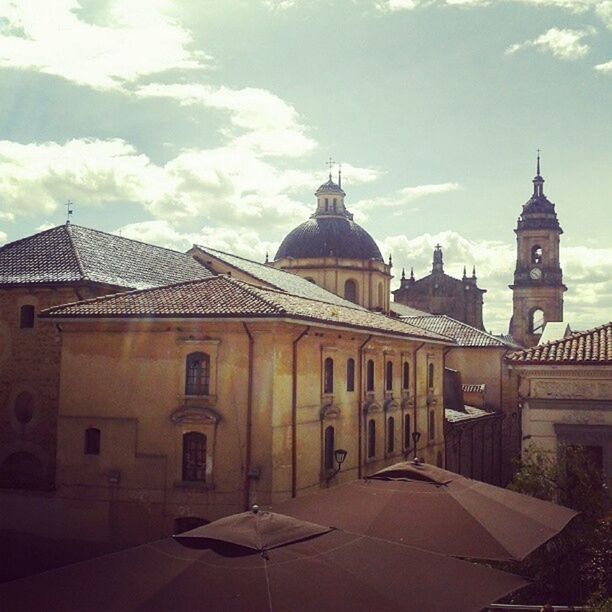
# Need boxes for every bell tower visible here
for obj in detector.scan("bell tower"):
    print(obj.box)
[509,154,566,347]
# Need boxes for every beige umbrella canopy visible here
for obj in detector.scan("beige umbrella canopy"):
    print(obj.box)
[0,508,527,612]
[273,460,578,561]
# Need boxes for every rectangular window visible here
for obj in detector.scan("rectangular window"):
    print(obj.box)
[429,410,435,441]
[20,305,35,329]
[84,428,101,455]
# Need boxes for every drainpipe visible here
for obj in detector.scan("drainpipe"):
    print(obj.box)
[242,323,254,510]
[291,326,310,498]
[413,343,426,459]
[357,335,373,478]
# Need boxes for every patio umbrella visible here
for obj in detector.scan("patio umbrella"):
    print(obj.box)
[272,460,578,562]
[0,507,527,612]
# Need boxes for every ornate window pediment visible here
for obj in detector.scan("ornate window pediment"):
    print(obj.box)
[363,399,382,414]
[320,402,341,420]
[384,398,399,412]
[170,406,222,426]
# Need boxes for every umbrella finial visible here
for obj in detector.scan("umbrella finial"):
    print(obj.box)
[251,504,260,514]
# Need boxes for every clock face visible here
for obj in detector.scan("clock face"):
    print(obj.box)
[530,267,542,280]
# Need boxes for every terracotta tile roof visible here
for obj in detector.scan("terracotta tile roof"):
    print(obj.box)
[191,245,359,309]
[401,314,516,348]
[0,224,212,289]
[40,276,453,343]
[507,322,612,364]
[445,405,496,424]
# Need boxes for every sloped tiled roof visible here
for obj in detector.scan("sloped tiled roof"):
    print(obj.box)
[390,302,431,318]
[507,322,612,364]
[40,276,453,343]
[191,245,359,308]
[0,224,212,289]
[401,314,516,348]
[445,405,496,424]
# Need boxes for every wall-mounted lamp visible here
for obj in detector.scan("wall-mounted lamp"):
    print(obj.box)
[327,448,348,481]
[411,431,421,460]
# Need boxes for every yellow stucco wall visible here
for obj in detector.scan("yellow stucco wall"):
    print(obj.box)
[51,319,444,543]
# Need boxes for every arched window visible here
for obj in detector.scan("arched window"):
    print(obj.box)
[368,419,376,458]
[530,308,545,334]
[324,357,334,394]
[332,198,337,211]
[404,413,411,450]
[14,392,34,424]
[377,282,384,308]
[84,428,101,455]
[428,363,435,389]
[344,279,358,304]
[346,358,355,392]
[325,197,329,211]
[531,245,543,264]
[0,452,44,490]
[324,425,335,472]
[402,362,410,390]
[182,432,206,481]
[366,359,375,392]
[387,416,395,454]
[20,305,35,329]
[185,352,210,395]
[385,361,393,391]
[429,410,435,441]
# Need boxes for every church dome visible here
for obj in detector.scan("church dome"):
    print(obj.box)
[275,216,383,261]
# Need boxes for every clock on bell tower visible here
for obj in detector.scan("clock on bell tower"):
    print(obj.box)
[509,154,567,347]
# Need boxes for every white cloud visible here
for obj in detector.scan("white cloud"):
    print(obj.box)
[380,230,612,334]
[595,0,612,27]
[0,0,206,89]
[136,83,316,158]
[0,138,163,216]
[377,0,422,11]
[115,219,276,262]
[594,58,612,71]
[352,183,461,218]
[506,27,593,59]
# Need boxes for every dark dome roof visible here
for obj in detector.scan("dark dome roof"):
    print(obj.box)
[275,217,383,261]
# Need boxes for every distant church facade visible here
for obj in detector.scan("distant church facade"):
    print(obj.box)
[392,245,486,331]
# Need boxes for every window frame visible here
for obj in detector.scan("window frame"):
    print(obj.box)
[367,419,376,459]
[324,425,335,472]
[366,359,375,392]
[182,431,207,482]
[346,358,355,392]
[185,352,211,396]
[387,416,395,454]
[323,357,334,395]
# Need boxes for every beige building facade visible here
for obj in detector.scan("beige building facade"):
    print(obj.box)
[508,322,612,488]
[31,276,448,544]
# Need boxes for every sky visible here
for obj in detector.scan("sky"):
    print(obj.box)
[0,0,610,333]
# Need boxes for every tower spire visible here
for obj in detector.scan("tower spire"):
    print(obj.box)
[532,149,545,198]
[338,163,342,189]
[326,156,335,181]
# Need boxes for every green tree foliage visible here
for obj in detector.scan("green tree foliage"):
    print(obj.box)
[505,444,610,608]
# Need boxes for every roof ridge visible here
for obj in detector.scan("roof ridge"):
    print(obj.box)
[219,276,288,315]
[65,224,86,281]
[195,244,267,267]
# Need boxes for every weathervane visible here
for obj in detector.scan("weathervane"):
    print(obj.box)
[65,200,74,223]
